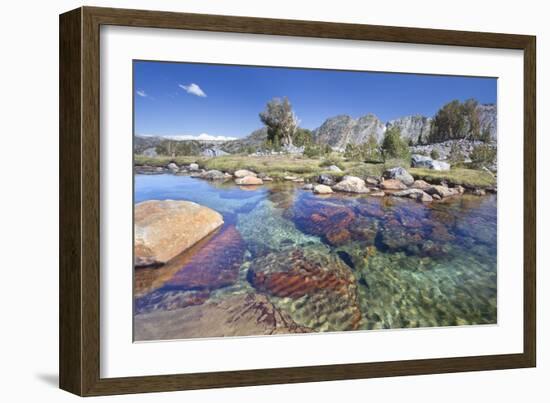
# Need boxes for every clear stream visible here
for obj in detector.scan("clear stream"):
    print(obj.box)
[134,174,497,334]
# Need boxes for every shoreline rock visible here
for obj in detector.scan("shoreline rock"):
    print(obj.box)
[380,178,407,190]
[235,176,263,186]
[383,167,414,186]
[134,200,224,267]
[313,184,333,194]
[332,175,370,194]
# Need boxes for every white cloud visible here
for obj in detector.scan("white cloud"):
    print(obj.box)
[137,133,237,141]
[136,89,147,97]
[178,83,207,97]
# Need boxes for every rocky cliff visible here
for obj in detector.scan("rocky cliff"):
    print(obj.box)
[135,102,497,156]
[477,103,497,141]
[386,115,432,145]
[312,114,386,149]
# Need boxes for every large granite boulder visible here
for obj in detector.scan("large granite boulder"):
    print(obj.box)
[317,174,335,186]
[425,185,460,198]
[234,169,257,178]
[134,200,223,267]
[383,167,414,186]
[247,248,362,331]
[332,175,370,194]
[199,169,226,180]
[411,154,450,171]
[393,188,433,202]
[313,184,333,194]
[134,293,311,341]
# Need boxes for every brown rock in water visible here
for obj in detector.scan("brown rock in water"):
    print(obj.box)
[164,225,245,291]
[293,200,356,244]
[355,202,385,218]
[247,248,362,331]
[134,293,311,341]
[134,225,245,297]
[134,200,224,267]
[235,175,263,185]
[380,179,407,190]
[325,228,352,246]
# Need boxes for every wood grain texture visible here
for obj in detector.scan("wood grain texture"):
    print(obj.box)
[59,7,82,396]
[59,6,537,396]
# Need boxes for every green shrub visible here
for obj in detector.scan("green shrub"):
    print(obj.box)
[430,149,440,160]
[470,144,497,167]
[381,127,410,160]
[303,144,324,158]
[344,134,382,162]
[448,143,465,166]
[319,156,343,168]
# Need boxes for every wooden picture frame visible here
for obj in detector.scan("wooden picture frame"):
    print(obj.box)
[59,6,536,396]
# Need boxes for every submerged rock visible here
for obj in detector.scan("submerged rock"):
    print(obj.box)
[134,200,223,267]
[237,199,321,257]
[163,225,245,291]
[247,248,362,331]
[332,176,370,193]
[291,199,356,245]
[134,293,311,341]
[135,289,210,314]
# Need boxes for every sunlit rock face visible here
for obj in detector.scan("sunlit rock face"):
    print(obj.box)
[477,103,497,141]
[386,115,432,145]
[247,248,362,331]
[134,293,311,341]
[134,200,224,267]
[313,114,385,148]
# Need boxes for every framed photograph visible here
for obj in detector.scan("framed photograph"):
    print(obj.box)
[59,6,536,396]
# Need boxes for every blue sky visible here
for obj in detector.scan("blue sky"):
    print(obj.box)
[134,60,497,139]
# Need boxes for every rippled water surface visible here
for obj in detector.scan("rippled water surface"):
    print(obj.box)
[134,174,497,339]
